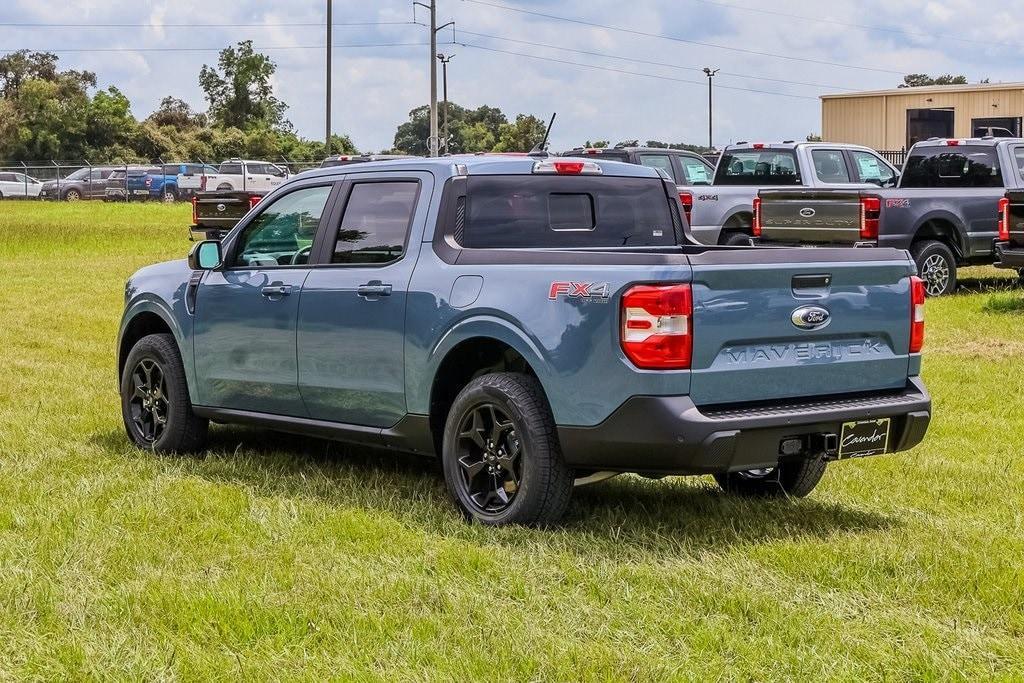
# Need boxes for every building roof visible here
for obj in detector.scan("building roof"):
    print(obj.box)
[821,82,1024,100]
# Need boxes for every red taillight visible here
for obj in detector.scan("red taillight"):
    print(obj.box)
[998,197,1010,241]
[678,191,693,225]
[910,276,925,353]
[860,196,881,239]
[191,196,198,224]
[752,143,765,149]
[752,197,762,237]
[946,139,960,146]
[248,194,262,209]
[554,161,584,174]
[621,284,692,369]
[200,175,207,191]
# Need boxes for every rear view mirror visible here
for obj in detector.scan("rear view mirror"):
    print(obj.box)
[188,240,222,270]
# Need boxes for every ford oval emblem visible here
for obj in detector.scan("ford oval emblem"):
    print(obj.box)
[791,305,831,330]
[799,207,816,218]
[216,203,226,212]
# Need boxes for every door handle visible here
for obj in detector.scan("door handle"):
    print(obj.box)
[260,284,292,298]
[357,282,392,298]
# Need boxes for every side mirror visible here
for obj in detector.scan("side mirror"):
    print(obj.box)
[188,240,223,270]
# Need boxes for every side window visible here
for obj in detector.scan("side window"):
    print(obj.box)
[332,182,418,265]
[0,173,14,182]
[638,154,676,182]
[90,169,107,181]
[811,150,851,183]
[1014,147,1024,181]
[679,158,712,185]
[850,151,896,186]
[234,185,332,267]
[268,164,287,177]
[246,163,266,175]
[220,163,243,175]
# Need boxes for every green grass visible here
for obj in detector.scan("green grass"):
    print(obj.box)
[2,201,1023,680]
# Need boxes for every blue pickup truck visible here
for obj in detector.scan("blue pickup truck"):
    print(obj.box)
[126,163,214,202]
[117,155,931,525]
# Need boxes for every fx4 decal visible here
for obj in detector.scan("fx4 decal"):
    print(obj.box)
[885,198,911,209]
[548,281,611,301]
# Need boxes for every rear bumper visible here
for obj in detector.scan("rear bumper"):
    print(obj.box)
[557,377,931,475]
[994,241,1024,270]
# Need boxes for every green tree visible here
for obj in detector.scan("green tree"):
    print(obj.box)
[199,41,289,131]
[898,73,968,88]
[493,114,547,153]
[0,50,62,98]
[146,96,206,129]
[86,86,137,155]
[393,103,508,154]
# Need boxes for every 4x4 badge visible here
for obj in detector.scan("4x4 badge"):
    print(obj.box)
[791,305,830,330]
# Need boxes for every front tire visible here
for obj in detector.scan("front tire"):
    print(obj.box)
[63,188,81,202]
[442,373,573,526]
[162,189,177,203]
[714,457,827,498]
[120,333,208,453]
[911,240,957,296]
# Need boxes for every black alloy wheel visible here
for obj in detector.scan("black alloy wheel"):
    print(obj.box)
[454,403,523,513]
[127,358,169,444]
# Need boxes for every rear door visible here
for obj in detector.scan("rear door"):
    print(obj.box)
[297,172,431,427]
[686,249,915,406]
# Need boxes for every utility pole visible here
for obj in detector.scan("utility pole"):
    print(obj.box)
[703,67,719,151]
[437,53,455,154]
[428,0,438,157]
[326,0,333,155]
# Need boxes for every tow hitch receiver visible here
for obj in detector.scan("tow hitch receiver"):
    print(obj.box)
[780,433,840,459]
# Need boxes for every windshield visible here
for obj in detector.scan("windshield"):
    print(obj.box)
[714,149,801,185]
[461,175,678,248]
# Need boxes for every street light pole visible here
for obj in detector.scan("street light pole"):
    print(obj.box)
[437,53,454,155]
[703,67,719,151]
[326,0,333,155]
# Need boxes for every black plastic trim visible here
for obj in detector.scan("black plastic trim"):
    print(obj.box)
[994,241,1024,269]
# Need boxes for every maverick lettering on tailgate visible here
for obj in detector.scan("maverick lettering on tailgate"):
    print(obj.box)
[723,339,885,364]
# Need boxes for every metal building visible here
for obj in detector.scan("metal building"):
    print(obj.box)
[822,82,1024,152]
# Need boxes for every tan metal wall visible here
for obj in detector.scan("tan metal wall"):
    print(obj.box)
[822,88,1024,149]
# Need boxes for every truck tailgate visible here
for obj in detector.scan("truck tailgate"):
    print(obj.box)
[687,247,915,406]
[1008,190,1024,245]
[758,189,865,245]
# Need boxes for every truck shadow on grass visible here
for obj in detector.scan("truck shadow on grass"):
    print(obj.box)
[97,425,896,555]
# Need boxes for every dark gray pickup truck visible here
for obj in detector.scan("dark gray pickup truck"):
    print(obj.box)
[756,138,1024,295]
[994,189,1024,276]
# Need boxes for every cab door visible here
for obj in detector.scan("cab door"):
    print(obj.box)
[297,172,430,427]
[193,182,339,416]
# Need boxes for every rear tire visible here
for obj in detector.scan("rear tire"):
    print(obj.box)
[911,239,957,296]
[216,183,233,191]
[441,372,573,526]
[162,188,177,203]
[120,333,208,453]
[714,457,827,498]
[721,231,752,246]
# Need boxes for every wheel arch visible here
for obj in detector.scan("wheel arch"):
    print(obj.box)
[717,209,754,242]
[911,214,966,259]
[117,301,192,396]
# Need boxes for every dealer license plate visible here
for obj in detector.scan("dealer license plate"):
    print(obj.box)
[838,418,891,458]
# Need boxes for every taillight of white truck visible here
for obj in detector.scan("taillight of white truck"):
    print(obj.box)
[621,284,692,369]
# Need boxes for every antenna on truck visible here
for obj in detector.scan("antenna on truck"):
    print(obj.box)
[529,112,557,157]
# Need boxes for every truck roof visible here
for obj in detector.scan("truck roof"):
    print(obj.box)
[294,154,664,181]
[910,136,1024,148]
[721,141,879,153]
[560,146,709,157]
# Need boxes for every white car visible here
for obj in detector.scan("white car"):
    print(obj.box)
[0,171,43,199]
[176,164,219,197]
[197,159,289,193]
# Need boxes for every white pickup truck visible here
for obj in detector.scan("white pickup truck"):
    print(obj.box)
[195,159,290,193]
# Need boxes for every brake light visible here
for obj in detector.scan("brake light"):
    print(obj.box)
[248,195,262,209]
[752,143,765,149]
[910,276,925,353]
[678,191,693,225]
[200,175,207,191]
[945,139,960,146]
[621,284,692,369]
[752,197,762,237]
[998,197,1010,241]
[532,160,602,175]
[191,196,198,225]
[860,196,881,239]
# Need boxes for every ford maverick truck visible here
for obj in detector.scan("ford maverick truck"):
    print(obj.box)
[118,155,931,526]
[688,142,900,246]
[756,137,1024,295]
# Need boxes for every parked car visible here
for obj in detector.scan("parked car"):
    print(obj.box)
[106,166,160,201]
[0,171,43,199]
[118,155,931,526]
[994,189,1024,277]
[195,159,289,193]
[189,190,265,241]
[320,154,410,168]
[176,163,219,198]
[755,137,1024,295]
[559,146,715,228]
[688,142,901,246]
[39,167,118,201]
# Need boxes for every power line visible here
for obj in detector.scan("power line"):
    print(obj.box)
[0,20,415,28]
[686,0,1021,51]
[457,29,856,91]
[459,42,819,100]
[459,0,905,75]
[0,42,454,54]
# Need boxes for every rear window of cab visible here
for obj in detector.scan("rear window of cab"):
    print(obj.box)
[714,149,801,185]
[901,146,1004,188]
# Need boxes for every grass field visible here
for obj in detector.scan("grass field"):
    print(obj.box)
[1,201,1023,680]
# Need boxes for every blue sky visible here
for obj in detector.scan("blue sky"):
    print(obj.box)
[2,0,1022,152]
